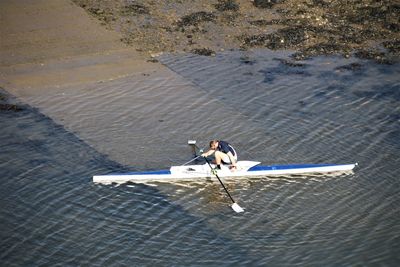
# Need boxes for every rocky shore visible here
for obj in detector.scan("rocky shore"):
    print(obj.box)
[73,0,400,63]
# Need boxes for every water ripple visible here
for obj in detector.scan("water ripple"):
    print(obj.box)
[2,51,399,266]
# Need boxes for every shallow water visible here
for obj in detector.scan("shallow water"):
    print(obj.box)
[1,50,399,266]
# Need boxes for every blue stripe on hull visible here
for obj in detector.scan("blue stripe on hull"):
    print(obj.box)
[248,164,334,172]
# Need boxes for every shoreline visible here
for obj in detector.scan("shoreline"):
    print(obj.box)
[2,0,398,99]
[1,0,399,113]
[73,0,400,64]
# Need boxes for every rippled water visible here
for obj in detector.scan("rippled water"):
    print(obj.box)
[1,50,399,266]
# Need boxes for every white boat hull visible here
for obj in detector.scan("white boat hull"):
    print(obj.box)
[93,161,357,183]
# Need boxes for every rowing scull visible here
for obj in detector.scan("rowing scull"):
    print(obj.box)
[93,161,357,183]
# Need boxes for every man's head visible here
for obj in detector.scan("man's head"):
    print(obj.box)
[209,140,219,150]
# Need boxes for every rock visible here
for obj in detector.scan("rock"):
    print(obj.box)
[191,48,216,56]
[177,12,216,27]
[215,0,240,12]
[383,39,400,54]
[120,4,150,15]
[0,104,23,112]
[253,0,285,9]
[335,63,363,72]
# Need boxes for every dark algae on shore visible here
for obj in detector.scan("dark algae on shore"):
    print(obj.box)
[0,90,23,112]
[73,0,399,62]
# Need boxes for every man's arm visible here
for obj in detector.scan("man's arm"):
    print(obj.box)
[201,149,215,157]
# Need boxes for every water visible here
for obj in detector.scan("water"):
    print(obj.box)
[1,49,399,266]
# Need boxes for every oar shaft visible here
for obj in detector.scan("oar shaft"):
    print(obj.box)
[203,157,235,204]
[181,155,201,166]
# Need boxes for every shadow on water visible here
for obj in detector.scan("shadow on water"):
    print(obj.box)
[0,89,265,266]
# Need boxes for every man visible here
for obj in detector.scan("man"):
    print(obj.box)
[201,140,237,170]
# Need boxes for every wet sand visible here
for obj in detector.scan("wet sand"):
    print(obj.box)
[0,0,159,97]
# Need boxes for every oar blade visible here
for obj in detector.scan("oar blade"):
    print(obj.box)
[231,203,244,213]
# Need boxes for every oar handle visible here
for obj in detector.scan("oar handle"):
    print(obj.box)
[203,157,236,204]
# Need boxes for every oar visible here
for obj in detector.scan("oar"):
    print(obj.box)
[181,155,201,166]
[203,157,244,213]
[182,140,204,166]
